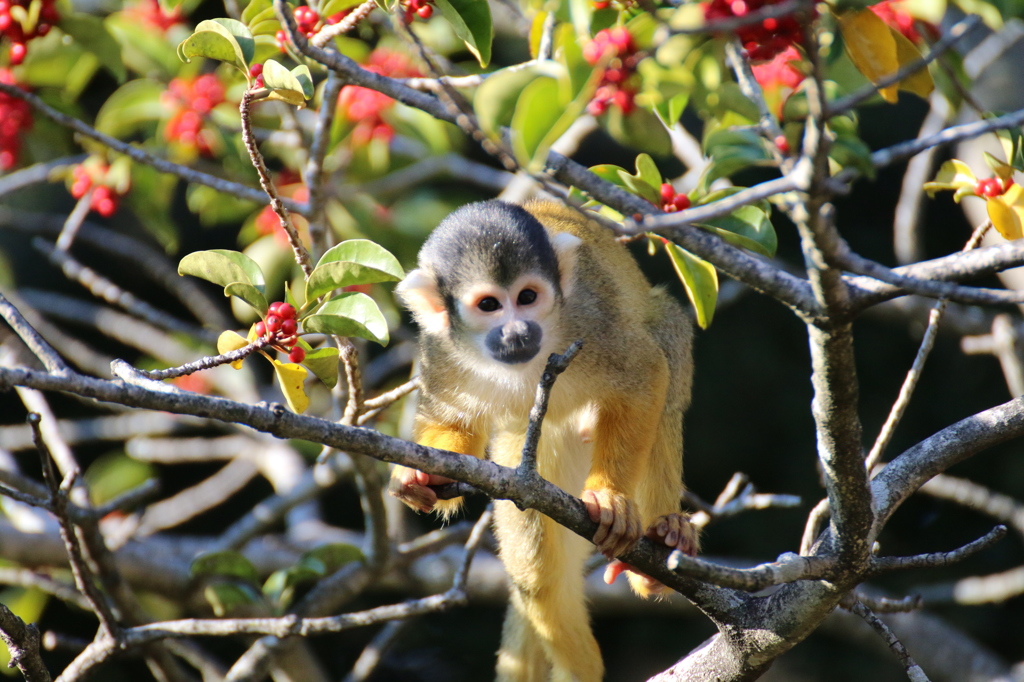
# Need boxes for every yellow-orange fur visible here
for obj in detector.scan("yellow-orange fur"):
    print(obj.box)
[392,201,695,682]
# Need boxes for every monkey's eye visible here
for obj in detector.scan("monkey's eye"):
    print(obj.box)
[477,296,502,312]
[517,289,537,305]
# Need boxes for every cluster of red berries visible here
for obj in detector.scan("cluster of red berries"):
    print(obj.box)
[126,0,182,32]
[976,176,1015,198]
[0,0,58,65]
[403,0,434,23]
[275,6,352,51]
[338,48,421,145]
[583,27,640,116]
[0,69,31,169]
[69,163,126,218]
[660,183,690,213]
[256,301,305,364]
[163,74,227,156]
[250,63,265,89]
[704,0,805,61]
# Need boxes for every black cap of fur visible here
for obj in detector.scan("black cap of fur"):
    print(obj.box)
[418,201,560,301]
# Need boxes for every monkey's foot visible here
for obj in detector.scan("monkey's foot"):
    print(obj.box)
[603,513,699,593]
[388,466,453,513]
[582,488,642,558]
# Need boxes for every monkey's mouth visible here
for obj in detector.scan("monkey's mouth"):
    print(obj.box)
[486,321,542,364]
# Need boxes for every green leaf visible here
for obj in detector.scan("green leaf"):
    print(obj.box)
[84,452,154,507]
[94,79,166,140]
[555,23,591,98]
[474,66,546,137]
[830,134,875,180]
[511,76,562,169]
[262,59,313,106]
[303,292,390,346]
[241,0,272,24]
[204,583,261,617]
[664,242,718,330]
[604,106,673,157]
[178,19,254,74]
[263,566,320,608]
[191,551,259,584]
[433,0,493,67]
[224,282,269,316]
[694,206,777,258]
[299,544,364,574]
[301,346,340,388]
[179,250,267,291]
[634,154,662,191]
[695,186,772,216]
[620,170,660,206]
[589,164,632,190]
[57,14,128,82]
[317,239,405,276]
[699,129,773,190]
[321,0,367,17]
[306,263,399,302]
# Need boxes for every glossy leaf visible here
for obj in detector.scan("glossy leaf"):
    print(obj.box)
[178,19,254,75]
[634,154,662,193]
[218,330,251,369]
[434,0,493,67]
[987,184,1024,241]
[321,0,369,17]
[838,9,899,103]
[262,566,320,608]
[241,0,272,24]
[262,59,314,106]
[204,583,261,617]
[306,240,404,302]
[84,452,155,507]
[923,159,977,198]
[58,14,128,82]
[604,106,672,157]
[695,206,777,258]
[302,346,340,388]
[225,282,269,316]
[271,360,310,413]
[191,551,260,583]
[474,66,546,137]
[996,127,1024,171]
[303,292,390,346]
[891,28,933,98]
[95,79,166,140]
[179,249,266,290]
[665,241,718,330]
[511,76,563,170]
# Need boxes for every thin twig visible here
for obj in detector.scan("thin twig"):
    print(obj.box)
[310,0,376,48]
[518,341,583,473]
[54,191,94,252]
[0,601,51,682]
[865,222,991,473]
[357,377,420,425]
[869,525,1007,575]
[134,338,271,381]
[847,599,931,681]
[341,620,408,682]
[667,550,834,591]
[239,90,314,277]
[0,292,69,374]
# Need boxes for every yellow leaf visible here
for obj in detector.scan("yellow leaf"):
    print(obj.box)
[891,28,933,98]
[923,159,976,197]
[839,8,900,104]
[272,360,310,413]
[986,184,1024,240]
[218,330,250,370]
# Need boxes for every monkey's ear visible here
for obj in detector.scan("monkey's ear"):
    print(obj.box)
[396,269,449,333]
[550,232,582,298]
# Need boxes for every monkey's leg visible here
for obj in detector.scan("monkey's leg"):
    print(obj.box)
[494,502,604,682]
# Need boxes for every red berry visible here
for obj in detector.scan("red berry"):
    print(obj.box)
[674,194,691,210]
[266,315,282,333]
[268,301,281,316]
[774,134,790,155]
[9,43,27,65]
[660,183,675,203]
[36,23,50,36]
[416,4,432,18]
[288,347,305,364]
[256,321,267,337]
[249,63,263,79]
[277,302,296,319]
[593,0,610,7]
[281,318,297,335]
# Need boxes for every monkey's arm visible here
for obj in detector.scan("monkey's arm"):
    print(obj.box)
[389,417,487,517]
[582,379,668,558]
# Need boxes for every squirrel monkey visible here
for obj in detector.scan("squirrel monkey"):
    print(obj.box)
[390,200,697,682]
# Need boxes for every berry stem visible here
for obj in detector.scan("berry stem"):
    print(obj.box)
[55,188,94,252]
[137,337,272,380]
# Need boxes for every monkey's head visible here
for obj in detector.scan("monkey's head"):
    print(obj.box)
[397,201,579,368]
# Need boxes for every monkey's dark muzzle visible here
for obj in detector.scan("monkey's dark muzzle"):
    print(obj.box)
[486,320,542,364]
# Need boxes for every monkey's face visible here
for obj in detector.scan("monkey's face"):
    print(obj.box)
[452,272,558,365]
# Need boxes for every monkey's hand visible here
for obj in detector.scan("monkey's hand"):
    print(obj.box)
[582,488,643,559]
[388,466,455,513]
[603,513,700,595]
